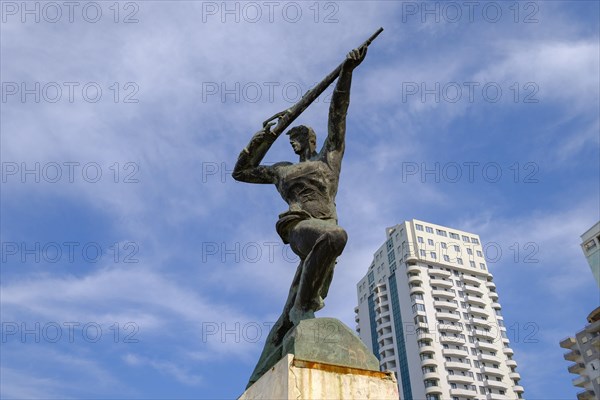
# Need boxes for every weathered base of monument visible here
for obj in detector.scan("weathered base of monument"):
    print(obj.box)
[238,354,398,399]
[239,318,398,399]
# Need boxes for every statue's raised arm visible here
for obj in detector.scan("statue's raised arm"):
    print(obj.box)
[321,47,368,157]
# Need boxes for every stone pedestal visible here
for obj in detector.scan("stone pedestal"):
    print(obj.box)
[239,318,398,399]
[238,354,398,399]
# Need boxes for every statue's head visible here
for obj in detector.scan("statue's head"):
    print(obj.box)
[286,125,317,156]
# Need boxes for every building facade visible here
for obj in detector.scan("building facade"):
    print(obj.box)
[580,221,600,288]
[559,307,600,400]
[557,221,600,399]
[354,219,524,400]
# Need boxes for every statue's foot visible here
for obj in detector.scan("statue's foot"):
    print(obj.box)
[313,296,325,312]
[289,306,315,326]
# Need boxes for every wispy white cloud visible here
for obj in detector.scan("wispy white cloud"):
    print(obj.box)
[123,353,202,386]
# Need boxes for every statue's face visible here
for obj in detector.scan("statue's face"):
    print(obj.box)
[289,136,306,155]
[288,126,316,156]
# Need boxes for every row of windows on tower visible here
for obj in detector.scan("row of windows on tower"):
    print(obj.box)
[419,250,487,269]
[416,237,483,257]
[415,223,480,245]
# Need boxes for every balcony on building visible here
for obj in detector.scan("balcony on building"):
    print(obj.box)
[406,254,419,263]
[378,319,392,331]
[466,295,487,306]
[474,329,497,341]
[424,385,443,396]
[502,346,514,356]
[375,293,389,305]
[484,379,508,390]
[374,284,387,294]
[513,385,525,393]
[464,284,485,296]
[382,359,397,370]
[462,275,480,285]
[469,306,490,317]
[410,285,425,295]
[379,341,395,353]
[587,306,600,324]
[439,324,463,334]
[448,374,475,384]
[478,353,502,364]
[381,351,396,364]
[417,331,435,342]
[577,389,596,400]
[485,280,496,290]
[564,348,582,362]
[482,366,504,376]
[449,388,477,398]
[430,278,453,288]
[442,347,469,358]
[573,375,590,388]
[559,336,576,349]
[434,299,458,310]
[436,311,461,321]
[408,274,423,285]
[375,303,390,315]
[486,392,509,400]
[379,330,393,341]
[471,316,491,328]
[432,289,455,298]
[406,264,421,274]
[376,314,390,324]
[568,363,585,374]
[380,351,396,366]
[439,335,465,345]
[444,361,471,370]
[423,370,440,381]
[415,321,429,331]
[508,371,521,380]
[420,357,437,368]
[419,343,436,354]
[476,341,497,352]
[428,268,452,278]
[506,359,517,368]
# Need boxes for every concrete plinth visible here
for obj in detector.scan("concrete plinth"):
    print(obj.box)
[239,354,398,400]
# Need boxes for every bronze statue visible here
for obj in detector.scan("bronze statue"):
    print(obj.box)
[232,28,382,389]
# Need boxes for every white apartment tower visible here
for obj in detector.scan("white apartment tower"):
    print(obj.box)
[354,220,524,400]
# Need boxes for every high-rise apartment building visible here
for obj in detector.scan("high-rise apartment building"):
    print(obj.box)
[354,219,524,400]
[580,221,600,288]
[559,307,600,400]
[557,221,600,399]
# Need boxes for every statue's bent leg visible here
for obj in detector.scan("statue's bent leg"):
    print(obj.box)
[287,220,347,324]
[247,219,347,386]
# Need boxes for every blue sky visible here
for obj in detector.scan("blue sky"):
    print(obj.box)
[1,1,599,398]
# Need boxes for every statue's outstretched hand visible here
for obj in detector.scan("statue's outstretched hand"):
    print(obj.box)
[262,109,289,136]
[344,47,367,70]
[263,121,276,134]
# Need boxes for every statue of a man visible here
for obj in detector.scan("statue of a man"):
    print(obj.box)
[232,47,367,388]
